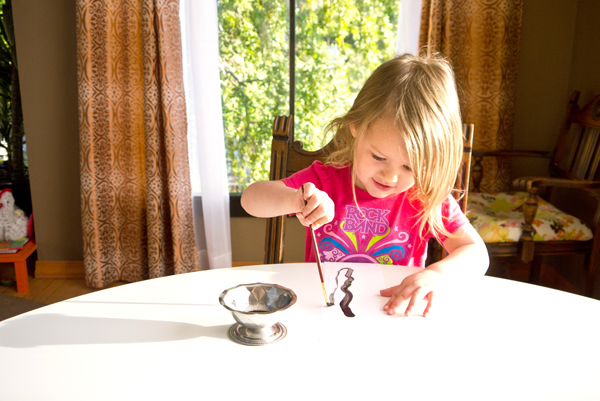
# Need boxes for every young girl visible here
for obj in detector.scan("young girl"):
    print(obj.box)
[241,53,489,317]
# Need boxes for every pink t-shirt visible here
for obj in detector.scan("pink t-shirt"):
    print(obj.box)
[282,161,468,267]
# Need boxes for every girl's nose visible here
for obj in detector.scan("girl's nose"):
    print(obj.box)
[382,168,399,183]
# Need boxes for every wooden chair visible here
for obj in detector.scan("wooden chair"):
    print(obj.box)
[467,91,600,296]
[264,114,474,265]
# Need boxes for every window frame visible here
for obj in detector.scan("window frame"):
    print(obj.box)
[230,193,250,217]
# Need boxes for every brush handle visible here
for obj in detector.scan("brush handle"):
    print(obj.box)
[310,227,324,281]
[302,185,331,306]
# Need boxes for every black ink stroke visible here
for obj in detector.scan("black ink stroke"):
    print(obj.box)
[328,268,355,318]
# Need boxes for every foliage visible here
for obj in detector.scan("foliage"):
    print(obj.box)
[217,0,398,192]
[0,0,26,181]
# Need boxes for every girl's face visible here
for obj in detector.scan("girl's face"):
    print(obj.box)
[350,118,415,198]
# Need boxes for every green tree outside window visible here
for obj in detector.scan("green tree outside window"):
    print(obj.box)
[218,0,399,193]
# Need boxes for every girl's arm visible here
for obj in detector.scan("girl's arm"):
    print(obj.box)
[241,180,335,228]
[380,224,489,316]
[241,180,301,218]
[428,224,489,277]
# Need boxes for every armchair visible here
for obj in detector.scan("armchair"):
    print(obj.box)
[467,91,600,296]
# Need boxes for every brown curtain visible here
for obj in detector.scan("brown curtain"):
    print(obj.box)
[77,0,198,288]
[419,0,524,192]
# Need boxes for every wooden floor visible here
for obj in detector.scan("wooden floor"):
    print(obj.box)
[0,263,127,304]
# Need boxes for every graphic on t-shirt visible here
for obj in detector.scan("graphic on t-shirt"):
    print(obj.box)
[317,204,413,264]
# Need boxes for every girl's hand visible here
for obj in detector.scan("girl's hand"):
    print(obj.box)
[294,183,334,229]
[379,269,440,317]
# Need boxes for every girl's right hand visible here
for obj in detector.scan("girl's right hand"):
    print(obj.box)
[294,183,334,229]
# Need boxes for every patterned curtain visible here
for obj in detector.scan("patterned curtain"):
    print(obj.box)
[419,0,524,192]
[77,0,198,288]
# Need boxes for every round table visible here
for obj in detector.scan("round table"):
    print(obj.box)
[1,263,599,400]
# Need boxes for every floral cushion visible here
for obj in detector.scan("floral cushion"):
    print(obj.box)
[467,192,594,243]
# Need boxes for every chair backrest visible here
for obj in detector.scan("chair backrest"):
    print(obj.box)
[553,92,600,183]
[264,115,474,264]
[471,93,600,194]
[455,124,474,212]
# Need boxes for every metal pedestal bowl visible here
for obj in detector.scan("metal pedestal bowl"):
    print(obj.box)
[219,283,297,346]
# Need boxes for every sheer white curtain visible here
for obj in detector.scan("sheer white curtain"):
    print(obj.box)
[181,0,232,270]
[396,0,422,55]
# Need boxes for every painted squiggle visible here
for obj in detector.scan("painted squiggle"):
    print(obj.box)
[329,268,355,318]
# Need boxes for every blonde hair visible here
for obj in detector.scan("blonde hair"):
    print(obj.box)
[326,53,463,240]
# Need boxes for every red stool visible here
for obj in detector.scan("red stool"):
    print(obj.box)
[0,239,37,293]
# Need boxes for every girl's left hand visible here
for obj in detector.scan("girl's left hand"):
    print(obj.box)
[379,269,440,317]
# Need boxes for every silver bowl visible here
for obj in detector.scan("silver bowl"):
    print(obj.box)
[219,283,297,346]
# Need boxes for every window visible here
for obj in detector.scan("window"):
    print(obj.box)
[217,0,400,194]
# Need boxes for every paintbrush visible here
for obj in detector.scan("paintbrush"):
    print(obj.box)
[310,226,333,306]
[302,185,334,307]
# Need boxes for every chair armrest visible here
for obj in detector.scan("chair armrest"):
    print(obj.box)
[471,150,553,192]
[513,176,600,193]
[472,150,552,159]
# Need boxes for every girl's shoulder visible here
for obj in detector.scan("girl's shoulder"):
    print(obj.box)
[313,160,350,174]
[309,160,351,186]
[282,160,350,190]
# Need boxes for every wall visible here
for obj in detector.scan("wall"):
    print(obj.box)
[12,0,83,262]
[511,0,578,178]
[568,0,600,103]
[231,217,305,263]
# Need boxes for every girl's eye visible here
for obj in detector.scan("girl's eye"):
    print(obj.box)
[371,153,385,161]
[402,165,412,172]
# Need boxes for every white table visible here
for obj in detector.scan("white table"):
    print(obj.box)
[1,263,599,401]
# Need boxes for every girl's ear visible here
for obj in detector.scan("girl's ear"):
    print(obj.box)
[349,123,358,138]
